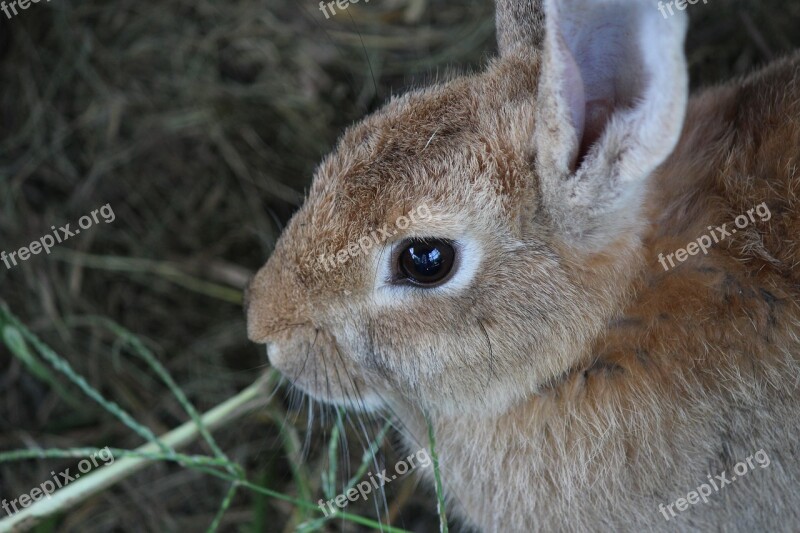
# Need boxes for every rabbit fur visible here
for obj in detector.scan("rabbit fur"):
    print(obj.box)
[246,0,800,530]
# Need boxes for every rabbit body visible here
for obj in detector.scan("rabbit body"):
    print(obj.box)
[246,0,800,530]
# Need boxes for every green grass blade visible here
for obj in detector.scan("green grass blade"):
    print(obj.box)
[2,324,83,410]
[68,316,232,469]
[426,415,449,533]
[0,301,174,457]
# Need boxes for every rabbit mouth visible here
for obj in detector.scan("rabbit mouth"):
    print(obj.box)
[265,330,385,412]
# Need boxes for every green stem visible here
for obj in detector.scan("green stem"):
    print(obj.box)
[0,380,265,532]
[426,415,449,533]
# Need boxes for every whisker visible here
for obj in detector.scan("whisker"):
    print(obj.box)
[288,0,373,114]
[477,317,497,387]
[341,377,392,523]
[345,8,379,106]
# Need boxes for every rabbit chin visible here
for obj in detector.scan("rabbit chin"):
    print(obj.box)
[265,341,386,412]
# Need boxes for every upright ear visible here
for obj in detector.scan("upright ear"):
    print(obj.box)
[498,0,688,245]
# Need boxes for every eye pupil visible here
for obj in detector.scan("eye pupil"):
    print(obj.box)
[398,239,456,286]
[409,245,443,275]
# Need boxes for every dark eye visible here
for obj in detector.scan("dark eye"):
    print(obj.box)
[396,239,456,287]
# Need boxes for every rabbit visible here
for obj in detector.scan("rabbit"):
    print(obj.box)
[245,0,800,530]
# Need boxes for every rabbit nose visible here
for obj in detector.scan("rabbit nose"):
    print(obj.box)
[246,263,310,344]
[246,283,277,344]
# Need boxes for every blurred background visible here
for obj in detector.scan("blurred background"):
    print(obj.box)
[0,0,799,531]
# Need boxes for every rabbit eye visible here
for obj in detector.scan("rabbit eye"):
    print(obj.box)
[396,239,456,287]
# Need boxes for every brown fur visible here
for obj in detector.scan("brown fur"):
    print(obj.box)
[246,1,800,530]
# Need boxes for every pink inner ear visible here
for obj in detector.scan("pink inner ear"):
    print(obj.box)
[556,31,586,171]
[560,48,614,171]
[578,98,614,166]
[555,9,641,169]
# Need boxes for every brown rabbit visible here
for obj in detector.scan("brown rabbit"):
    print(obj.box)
[246,0,800,530]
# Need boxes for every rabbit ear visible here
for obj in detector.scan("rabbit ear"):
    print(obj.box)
[504,0,688,244]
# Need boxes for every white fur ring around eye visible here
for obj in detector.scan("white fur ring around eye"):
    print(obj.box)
[371,236,483,304]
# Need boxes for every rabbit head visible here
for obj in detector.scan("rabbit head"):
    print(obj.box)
[246,0,689,416]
